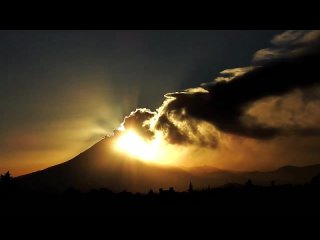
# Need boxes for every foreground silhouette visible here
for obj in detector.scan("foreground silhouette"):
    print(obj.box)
[1,173,320,216]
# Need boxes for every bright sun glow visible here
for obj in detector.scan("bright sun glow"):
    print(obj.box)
[115,130,162,162]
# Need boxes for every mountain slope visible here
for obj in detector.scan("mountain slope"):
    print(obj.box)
[242,164,320,185]
[16,138,201,192]
[15,137,320,193]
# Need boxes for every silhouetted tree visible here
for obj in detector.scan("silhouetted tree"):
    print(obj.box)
[0,171,12,184]
[311,173,320,186]
[245,179,253,188]
[63,187,81,197]
[188,181,193,193]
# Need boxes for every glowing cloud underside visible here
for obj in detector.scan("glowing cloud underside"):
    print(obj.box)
[113,128,189,166]
[115,130,162,162]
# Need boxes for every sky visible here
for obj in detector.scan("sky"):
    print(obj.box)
[4,29,316,176]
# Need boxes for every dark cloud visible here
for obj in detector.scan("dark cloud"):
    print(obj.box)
[117,92,220,147]
[117,31,320,146]
[156,114,187,144]
[115,108,155,139]
[154,31,320,140]
[254,30,320,63]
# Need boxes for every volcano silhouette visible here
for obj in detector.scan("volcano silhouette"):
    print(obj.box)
[16,137,202,192]
[15,137,320,193]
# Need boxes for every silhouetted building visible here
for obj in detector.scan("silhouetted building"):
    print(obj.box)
[245,179,253,188]
[188,181,193,193]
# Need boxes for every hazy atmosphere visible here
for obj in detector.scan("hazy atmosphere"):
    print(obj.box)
[2,30,320,177]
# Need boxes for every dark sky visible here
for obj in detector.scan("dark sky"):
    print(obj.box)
[0,30,282,175]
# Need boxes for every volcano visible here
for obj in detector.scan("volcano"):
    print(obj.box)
[15,137,200,193]
[15,137,320,193]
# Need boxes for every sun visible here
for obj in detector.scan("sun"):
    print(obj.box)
[114,130,161,162]
[113,128,185,165]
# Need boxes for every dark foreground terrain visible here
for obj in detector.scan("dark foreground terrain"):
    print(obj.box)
[1,174,320,216]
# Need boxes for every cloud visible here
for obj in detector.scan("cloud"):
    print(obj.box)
[115,108,156,139]
[243,87,320,134]
[116,88,221,147]
[117,30,320,148]
[214,66,256,82]
[111,30,320,171]
[253,30,320,62]
[149,30,320,141]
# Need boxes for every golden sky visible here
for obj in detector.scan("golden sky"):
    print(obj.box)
[2,30,320,176]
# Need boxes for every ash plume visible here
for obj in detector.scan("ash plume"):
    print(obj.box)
[117,30,320,146]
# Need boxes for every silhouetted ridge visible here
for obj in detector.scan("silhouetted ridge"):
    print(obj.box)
[14,137,320,193]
